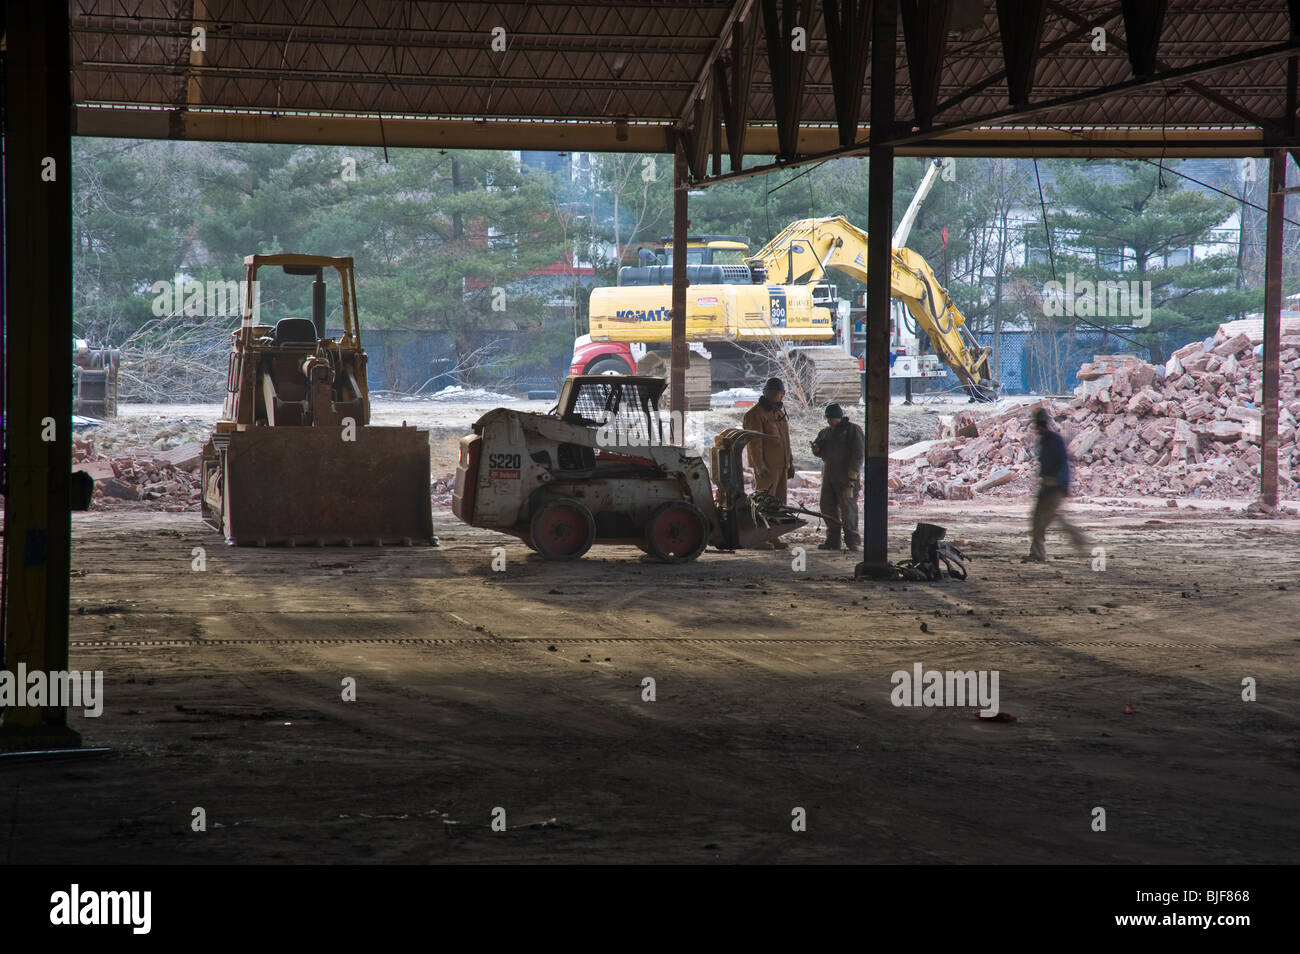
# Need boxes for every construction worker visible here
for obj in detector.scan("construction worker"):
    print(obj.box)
[743,376,795,505]
[1025,407,1088,562]
[811,403,865,551]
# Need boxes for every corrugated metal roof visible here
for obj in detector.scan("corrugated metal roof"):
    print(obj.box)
[70,1,1300,168]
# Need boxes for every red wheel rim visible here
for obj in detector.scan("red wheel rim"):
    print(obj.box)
[537,505,587,556]
[650,506,704,558]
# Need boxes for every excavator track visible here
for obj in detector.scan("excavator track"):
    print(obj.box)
[790,346,862,405]
[635,351,713,409]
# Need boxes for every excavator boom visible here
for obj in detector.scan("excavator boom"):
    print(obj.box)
[747,216,997,398]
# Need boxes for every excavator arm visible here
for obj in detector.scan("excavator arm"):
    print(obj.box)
[747,216,997,398]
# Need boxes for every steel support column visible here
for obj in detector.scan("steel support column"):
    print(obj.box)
[1261,148,1284,510]
[670,136,689,430]
[859,0,898,576]
[1,0,78,748]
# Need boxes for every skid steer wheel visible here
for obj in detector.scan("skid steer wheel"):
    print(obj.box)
[644,501,708,563]
[529,498,596,560]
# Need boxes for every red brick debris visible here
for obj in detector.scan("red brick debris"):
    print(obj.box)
[887,319,1300,502]
[75,439,203,511]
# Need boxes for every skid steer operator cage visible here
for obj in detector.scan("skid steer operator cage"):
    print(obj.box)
[558,375,674,447]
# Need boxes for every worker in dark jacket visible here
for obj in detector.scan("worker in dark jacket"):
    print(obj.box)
[811,403,865,550]
[1026,407,1088,562]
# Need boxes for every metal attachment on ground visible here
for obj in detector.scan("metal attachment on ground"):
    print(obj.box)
[855,523,968,582]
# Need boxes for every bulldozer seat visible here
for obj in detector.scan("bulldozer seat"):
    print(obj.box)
[273,317,317,345]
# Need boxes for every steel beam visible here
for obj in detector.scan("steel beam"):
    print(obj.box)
[761,0,816,161]
[822,0,872,147]
[1,0,78,749]
[184,0,207,108]
[995,0,1047,109]
[73,104,1271,160]
[900,0,951,129]
[1261,148,1284,510]
[1119,0,1167,79]
[860,0,898,577]
[685,93,715,181]
[681,0,758,119]
[712,13,762,172]
[670,138,689,428]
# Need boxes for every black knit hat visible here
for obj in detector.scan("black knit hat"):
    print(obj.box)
[824,403,844,419]
[763,377,785,395]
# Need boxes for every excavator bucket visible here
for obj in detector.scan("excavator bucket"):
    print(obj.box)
[202,425,433,546]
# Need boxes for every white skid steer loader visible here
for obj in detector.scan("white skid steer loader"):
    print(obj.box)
[452,375,809,562]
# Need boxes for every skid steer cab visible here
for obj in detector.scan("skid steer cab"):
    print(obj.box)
[452,374,804,562]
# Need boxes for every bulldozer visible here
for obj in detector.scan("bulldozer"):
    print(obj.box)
[200,254,434,546]
[451,374,806,561]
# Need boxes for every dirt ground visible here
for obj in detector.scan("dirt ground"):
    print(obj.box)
[4,493,1297,864]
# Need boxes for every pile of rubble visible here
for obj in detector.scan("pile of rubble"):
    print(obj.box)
[889,318,1300,501]
[431,473,457,509]
[83,415,213,455]
[75,437,203,511]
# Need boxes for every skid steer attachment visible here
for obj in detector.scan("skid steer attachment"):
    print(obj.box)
[710,428,807,549]
[200,254,434,546]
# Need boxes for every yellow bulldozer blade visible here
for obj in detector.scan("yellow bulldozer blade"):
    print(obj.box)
[202,425,433,546]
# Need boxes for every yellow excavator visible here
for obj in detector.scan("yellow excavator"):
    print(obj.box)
[751,215,996,400]
[583,174,996,403]
[585,238,861,405]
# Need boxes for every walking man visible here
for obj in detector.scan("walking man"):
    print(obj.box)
[811,403,865,551]
[1025,407,1088,562]
[742,377,795,505]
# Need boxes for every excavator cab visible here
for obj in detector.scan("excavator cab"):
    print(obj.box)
[201,254,434,546]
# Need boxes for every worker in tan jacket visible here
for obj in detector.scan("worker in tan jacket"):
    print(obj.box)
[742,377,795,505]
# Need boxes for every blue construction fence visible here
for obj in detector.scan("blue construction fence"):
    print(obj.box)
[333,328,570,395]
[921,329,1183,396]
[351,327,1186,399]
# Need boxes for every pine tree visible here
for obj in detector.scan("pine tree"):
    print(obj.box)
[1031,159,1260,363]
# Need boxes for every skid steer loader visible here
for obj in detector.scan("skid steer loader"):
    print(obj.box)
[451,374,806,562]
[201,254,434,546]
